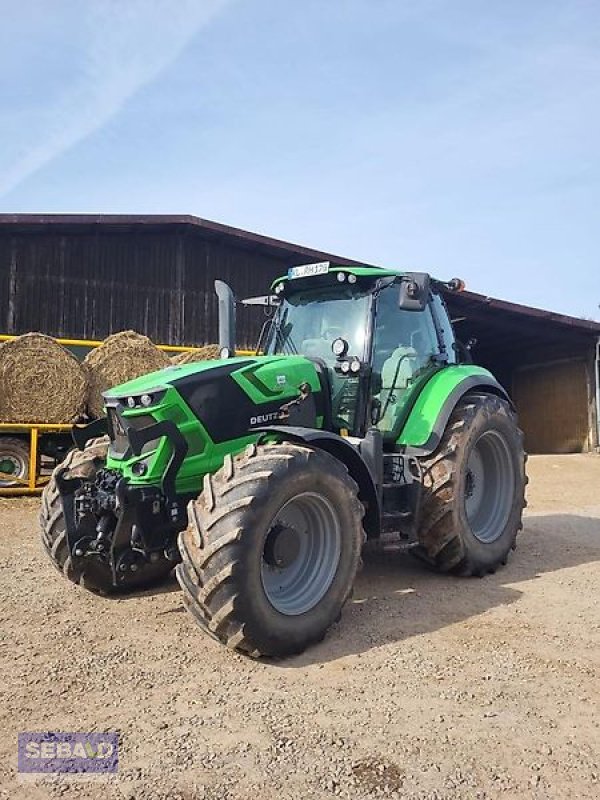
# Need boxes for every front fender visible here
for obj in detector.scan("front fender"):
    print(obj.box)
[254,426,380,538]
[398,366,511,456]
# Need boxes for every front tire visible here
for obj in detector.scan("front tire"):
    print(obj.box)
[177,442,365,658]
[416,393,526,576]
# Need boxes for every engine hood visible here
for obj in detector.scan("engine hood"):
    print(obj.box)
[103,354,326,438]
[103,354,327,494]
[103,355,258,399]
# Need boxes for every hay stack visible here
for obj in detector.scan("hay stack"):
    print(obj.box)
[0,333,87,423]
[171,344,221,365]
[84,331,170,418]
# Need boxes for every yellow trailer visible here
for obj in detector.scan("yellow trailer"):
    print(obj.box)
[0,422,74,495]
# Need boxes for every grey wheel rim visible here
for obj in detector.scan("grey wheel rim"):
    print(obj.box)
[464,430,515,544]
[261,492,342,615]
[0,452,27,487]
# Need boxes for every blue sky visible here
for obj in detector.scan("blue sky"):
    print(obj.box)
[1,0,598,319]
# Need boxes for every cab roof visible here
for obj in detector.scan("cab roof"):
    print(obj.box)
[271,263,405,291]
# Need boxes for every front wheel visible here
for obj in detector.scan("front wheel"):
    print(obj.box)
[177,442,365,658]
[416,393,526,576]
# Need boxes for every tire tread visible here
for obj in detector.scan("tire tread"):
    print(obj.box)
[417,394,526,575]
[177,441,364,658]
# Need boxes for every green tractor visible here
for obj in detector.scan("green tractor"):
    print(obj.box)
[40,263,526,657]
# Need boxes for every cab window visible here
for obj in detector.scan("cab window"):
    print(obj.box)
[430,291,457,364]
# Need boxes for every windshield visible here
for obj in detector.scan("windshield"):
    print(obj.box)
[264,286,371,366]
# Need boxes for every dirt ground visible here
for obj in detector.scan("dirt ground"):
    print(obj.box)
[0,454,598,800]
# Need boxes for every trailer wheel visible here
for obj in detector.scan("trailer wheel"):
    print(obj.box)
[416,393,526,576]
[40,437,174,594]
[0,437,30,488]
[177,441,365,658]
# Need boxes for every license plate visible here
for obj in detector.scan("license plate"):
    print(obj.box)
[288,261,330,279]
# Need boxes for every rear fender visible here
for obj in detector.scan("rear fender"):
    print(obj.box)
[398,366,511,456]
[255,426,381,538]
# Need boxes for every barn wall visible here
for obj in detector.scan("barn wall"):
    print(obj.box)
[473,344,598,454]
[2,221,598,454]
[444,296,599,454]
[0,227,298,348]
[512,358,592,453]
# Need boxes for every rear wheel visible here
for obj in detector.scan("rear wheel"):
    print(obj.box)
[416,393,526,575]
[177,441,365,658]
[0,437,29,488]
[40,437,174,594]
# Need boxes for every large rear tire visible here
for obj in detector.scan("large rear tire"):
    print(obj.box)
[40,437,174,594]
[177,441,365,658]
[416,393,526,576]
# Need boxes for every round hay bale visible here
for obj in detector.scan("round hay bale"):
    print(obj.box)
[84,331,171,418]
[0,333,87,423]
[171,344,221,365]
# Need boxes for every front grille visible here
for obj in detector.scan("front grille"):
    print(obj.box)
[107,409,156,459]
[107,408,128,457]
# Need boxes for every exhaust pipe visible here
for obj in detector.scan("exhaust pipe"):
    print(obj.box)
[214,280,236,356]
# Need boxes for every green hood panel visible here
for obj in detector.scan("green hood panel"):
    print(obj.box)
[104,354,324,495]
[103,355,255,399]
[103,354,319,400]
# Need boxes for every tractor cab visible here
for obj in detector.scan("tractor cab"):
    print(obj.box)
[261,263,457,446]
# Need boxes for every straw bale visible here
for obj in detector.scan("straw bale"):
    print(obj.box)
[170,344,221,365]
[0,333,87,423]
[84,331,170,418]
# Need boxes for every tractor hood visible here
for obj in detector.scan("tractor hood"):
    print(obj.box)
[103,354,325,428]
[104,354,258,402]
[103,354,327,494]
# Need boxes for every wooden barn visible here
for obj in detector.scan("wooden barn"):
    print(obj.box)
[1,213,598,454]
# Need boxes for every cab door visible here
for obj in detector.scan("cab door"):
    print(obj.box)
[371,286,447,444]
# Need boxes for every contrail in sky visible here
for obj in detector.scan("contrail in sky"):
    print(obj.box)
[0,0,231,199]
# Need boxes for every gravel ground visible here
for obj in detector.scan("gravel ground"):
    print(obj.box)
[0,454,598,799]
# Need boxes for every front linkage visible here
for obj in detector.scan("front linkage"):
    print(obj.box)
[56,418,191,590]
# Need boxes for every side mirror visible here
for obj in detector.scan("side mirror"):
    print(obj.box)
[398,272,430,312]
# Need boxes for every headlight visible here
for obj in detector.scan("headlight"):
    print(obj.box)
[332,337,348,357]
[118,389,166,409]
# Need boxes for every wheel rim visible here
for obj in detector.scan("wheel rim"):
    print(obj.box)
[464,430,515,544]
[0,453,27,487]
[261,492,342,615]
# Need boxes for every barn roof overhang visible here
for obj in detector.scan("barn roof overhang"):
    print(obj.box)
[0,213,362,265]
[444,289,600,363]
